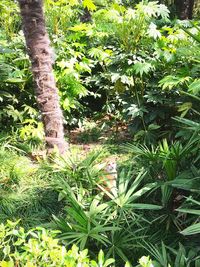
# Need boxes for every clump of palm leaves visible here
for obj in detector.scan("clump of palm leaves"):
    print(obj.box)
[49,165,163,264]
[40,147,109,188]
[140,242,200,267]
[122,122,200,260]
[177,196,200,236]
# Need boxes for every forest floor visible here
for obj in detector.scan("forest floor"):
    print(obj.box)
[68,118,131,146]
[66,118,132,163]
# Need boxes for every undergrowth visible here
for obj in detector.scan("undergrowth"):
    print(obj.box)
[0,144,64,227]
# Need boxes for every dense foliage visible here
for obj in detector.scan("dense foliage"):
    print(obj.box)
[0,0,200,266]
[0,221,116,267]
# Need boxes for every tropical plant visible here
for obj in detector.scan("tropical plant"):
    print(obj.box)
[141,242,200,267]
[123,131,200,244]
[51,166,162,264]
[177,197,200,236]
[44,148,106,188]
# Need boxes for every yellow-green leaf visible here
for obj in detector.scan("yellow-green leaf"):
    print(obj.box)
[83,0,96,11]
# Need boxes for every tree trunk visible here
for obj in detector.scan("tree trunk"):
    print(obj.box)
[175,0,195,19]
[80,7,92,23]
[17,0,68,154]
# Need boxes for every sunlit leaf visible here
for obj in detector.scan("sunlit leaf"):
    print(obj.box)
[188,79,200,95]
[83,0,96,11]
[180,223,200,236]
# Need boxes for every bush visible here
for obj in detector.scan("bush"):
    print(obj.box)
[0,220,116,267]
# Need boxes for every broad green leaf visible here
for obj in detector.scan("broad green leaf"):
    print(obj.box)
[70,23,91,32]
[148,23,161,39]
[159,75,191,90]
[157,4,170,19]
[133,62,153,77]
[0,261,14,267]
[69,0,79,5]
[139,256,153,267]
[83,0,96,11]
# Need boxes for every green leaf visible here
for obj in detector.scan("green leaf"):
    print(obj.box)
[103,258,115,267]
[180,223,200,235]
[139,256,153,267]
[131,204,163,210]
[188,79,200,95]
[133,62,153,77]
[69,0,79,5]
[176,208,200,216]
[159,75,191,90]
[88,47,109,60]
[98,250,104,265]
[5,78,25,83]
[130,182,157,201]
[148,23,161,39]
[177,102,192,117]
[182,26,200,44]
[125,262,131,267]
[70,23,91,32]
[115,247,130,263]
[83,0,96,11]
[157,4,170,20]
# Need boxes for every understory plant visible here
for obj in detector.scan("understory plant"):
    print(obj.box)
[0,220,116,267]
[0,142,63,227]
[51,165,162,264]
[140,242,200,267]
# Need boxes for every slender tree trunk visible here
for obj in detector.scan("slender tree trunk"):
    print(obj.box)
[80,7,92,23]
[175,0,195,19]
[18,0,68,154]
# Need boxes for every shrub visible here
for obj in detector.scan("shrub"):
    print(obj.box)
[0,220,115,267]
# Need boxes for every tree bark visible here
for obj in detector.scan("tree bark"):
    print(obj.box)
[18,0,68,154]
[175,0,195,19]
